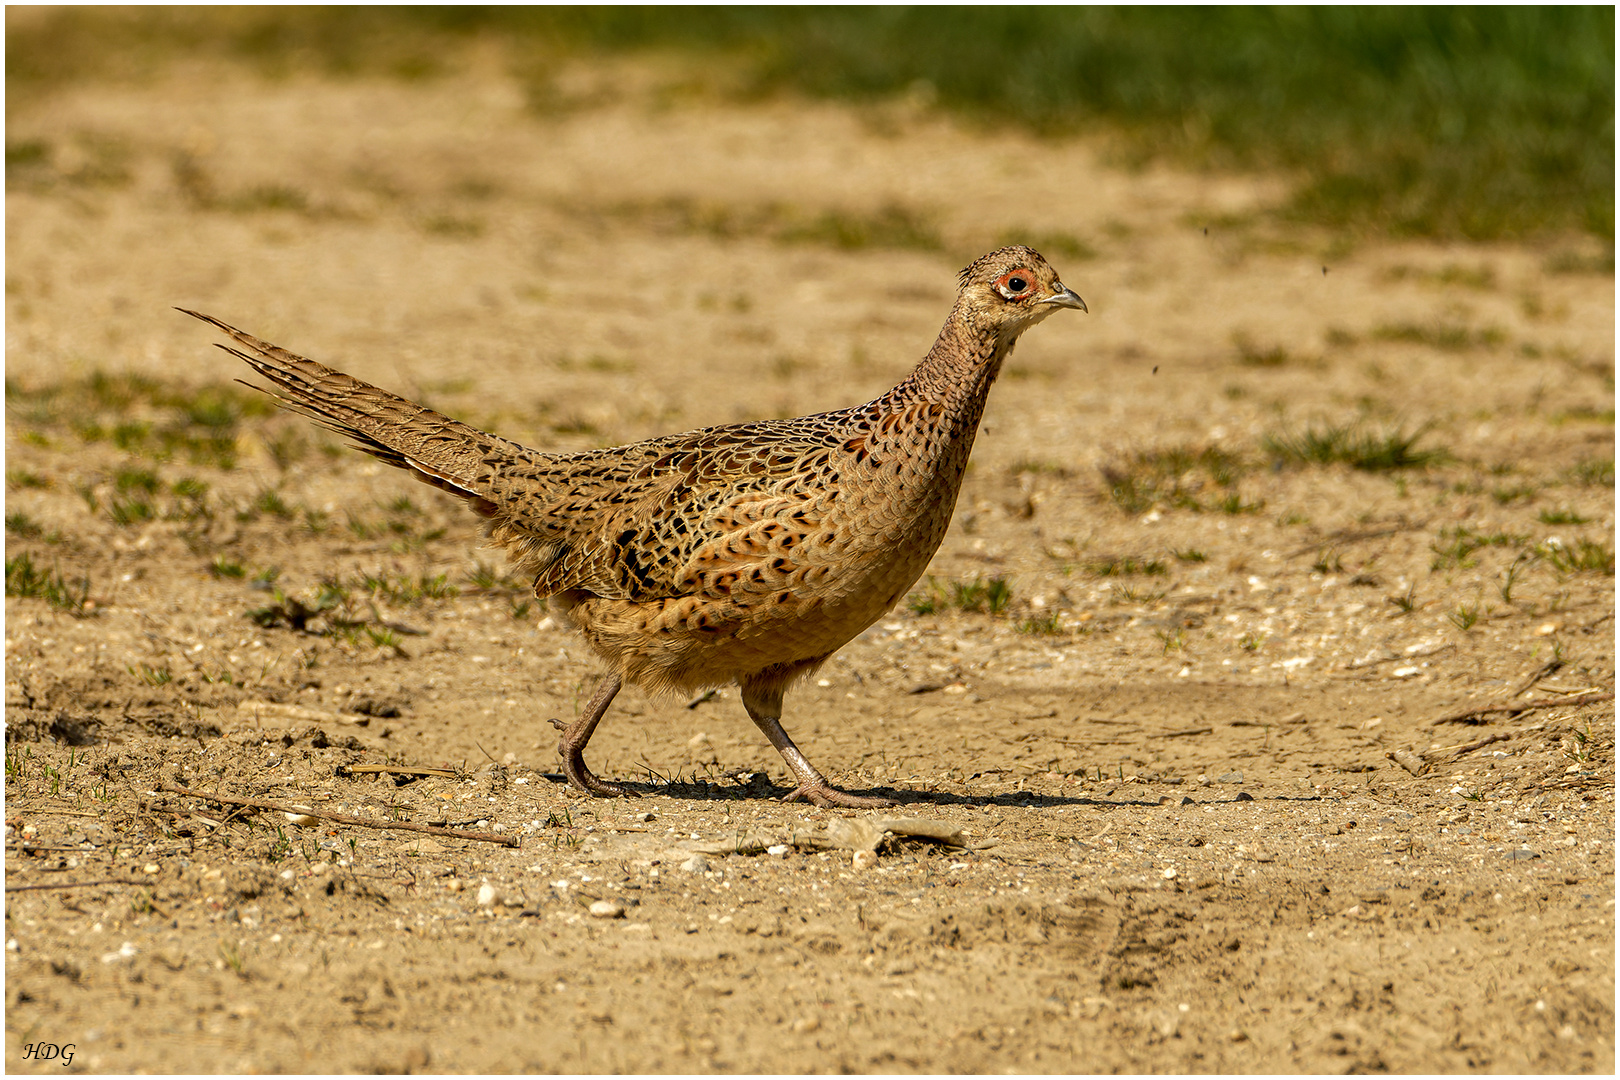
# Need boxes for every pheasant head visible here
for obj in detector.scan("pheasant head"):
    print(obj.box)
[955,245,1086,345]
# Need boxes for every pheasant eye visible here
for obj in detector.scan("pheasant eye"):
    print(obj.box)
[996,271,1034,300]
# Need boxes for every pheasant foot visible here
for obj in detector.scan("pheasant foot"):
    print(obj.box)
[743,687,897,808]
[781,782,895,809]
[550,672,631,798]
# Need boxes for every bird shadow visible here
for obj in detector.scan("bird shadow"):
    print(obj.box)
[535,772,1278,810]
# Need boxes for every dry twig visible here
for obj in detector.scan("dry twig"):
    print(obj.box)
[6,879,145,893]
[336,764,458,780]
[157,783,518,847]
[1432,691,1613,725]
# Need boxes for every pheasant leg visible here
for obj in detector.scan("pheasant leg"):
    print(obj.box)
[743,689,894,809]
[549,672,630,797]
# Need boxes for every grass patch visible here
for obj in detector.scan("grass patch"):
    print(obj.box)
[1540,538,1615,576]
[5,513,60,544]
[6,372,266,470]
[1263,421,1448,471]
[5,552,92,616]
[1379,263,1497,290]
[993,229,1097,263]
[1016,612,1064,636]
[355,570,458,605]
[908,575,1012,616]
[210,556,247,579]
[1546,249,1616,275]
[6,469,48,489]
[129,663,173,686]
[421,213,484,238]
[584,195,942,253]
[1448,603,1482,631]
[1549,405,1615,427]
[1097,443,1250,515]
[1430,526,1528,571]
[1538,508,1591,526]
[1565,458,1615,488]
[1112,584,1167,607]
[11,8,1608,240]
[1232,334,1297,368]
[1387,586,1420,615]
[1009,458,1072,478]
[1373,322,1506,351]
[1085,556,1168,577]
[243,572,447,653]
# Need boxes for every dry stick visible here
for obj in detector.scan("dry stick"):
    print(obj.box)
[1148,727,1214,738]
[5,844,99,852]
[1509,660,1563,699]
[158,783,518,848]
[1432,691,1614,726]
[1443,732,1513,761]
[6,879,145,893]
[336,764,457,780]
[1343,644,1455,671]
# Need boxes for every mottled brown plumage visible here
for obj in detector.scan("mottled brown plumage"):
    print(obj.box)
[184,246,1084,807]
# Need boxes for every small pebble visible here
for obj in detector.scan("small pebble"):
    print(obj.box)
[1161,867,1178,879]
[143,863,159,874]
[476,882,499,908]
[1217,771,1244,784]
[99,942,137,964]
[766,844,790,857]
[681,855,711,874]
[444,877,463,893]
[852,849,878,870]
[589,899,626,919]
[792,1017,821,1034]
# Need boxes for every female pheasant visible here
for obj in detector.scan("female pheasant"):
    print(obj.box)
[185,246,1084,807]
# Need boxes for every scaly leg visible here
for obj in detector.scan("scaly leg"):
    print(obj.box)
[548,672,629,797]
[741,684,894,809]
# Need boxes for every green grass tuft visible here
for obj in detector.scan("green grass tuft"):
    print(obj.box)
[1373,322,1506,351]
[1264,421,1448,471]
[1430,526,1527,571]
[909,575,1013,616]
[1085,556,1168,577]
[5,552,92,616]
[1540,538,1615,576]
[1098,443,1250,515]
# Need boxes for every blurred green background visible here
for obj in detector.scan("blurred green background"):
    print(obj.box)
[9,5,1613,242]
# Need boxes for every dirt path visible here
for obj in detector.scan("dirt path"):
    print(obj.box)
[6,61,1613,1073]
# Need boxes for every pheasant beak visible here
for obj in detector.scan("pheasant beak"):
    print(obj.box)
[1043,285,1087,312]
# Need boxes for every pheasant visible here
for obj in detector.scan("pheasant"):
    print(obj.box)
[184,245,1084,807]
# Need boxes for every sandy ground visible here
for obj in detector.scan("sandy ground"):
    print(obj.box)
[5,56,1615,1073]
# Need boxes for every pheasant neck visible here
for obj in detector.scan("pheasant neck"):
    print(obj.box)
[890,314,1010,416]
